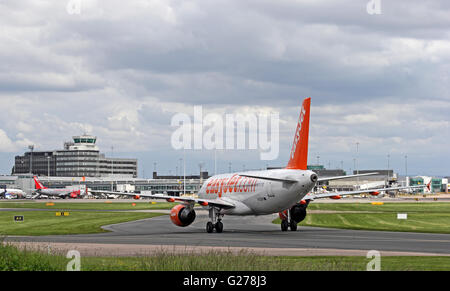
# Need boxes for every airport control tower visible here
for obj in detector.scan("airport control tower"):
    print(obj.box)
[14,135,137,178]
[65,135,99,151]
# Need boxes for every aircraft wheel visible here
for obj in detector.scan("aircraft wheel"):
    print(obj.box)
[215,221,223,233]
[281,220,289,231]
[206,221,214,233]
[290,220,298,231]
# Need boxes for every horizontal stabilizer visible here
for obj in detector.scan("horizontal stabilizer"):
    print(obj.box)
[238,174,298,184]
[317,172,379,182]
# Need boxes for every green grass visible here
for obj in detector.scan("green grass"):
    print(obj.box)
[0,201,174,210]
[274,202,450,234]
[275,213,450,234]
[0,211,166,236]
[82,254,450,271]
[1,243,449,271]
[308,202,450,213]
[0,243,67,271]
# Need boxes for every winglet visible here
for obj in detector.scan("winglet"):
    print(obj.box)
[286,97,311,170]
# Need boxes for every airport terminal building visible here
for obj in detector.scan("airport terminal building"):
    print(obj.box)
[13,135,138,178]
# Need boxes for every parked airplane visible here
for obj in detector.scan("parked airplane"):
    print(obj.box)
[33,176,85,199]
[0,186,26,199]
[92,97,427,233]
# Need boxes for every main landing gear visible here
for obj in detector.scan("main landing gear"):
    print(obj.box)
[279,210,298,232]
[206,207,224,233]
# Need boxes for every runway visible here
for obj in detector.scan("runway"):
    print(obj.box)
[6,211,450,256]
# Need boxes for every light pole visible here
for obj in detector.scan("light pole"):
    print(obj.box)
[356,142,360,187]
[387,154,390,181]
[405,154,408,186]
[111,146,114,191]
[356,142,359,173]
[110,146,115,176]
[28,145,34,174]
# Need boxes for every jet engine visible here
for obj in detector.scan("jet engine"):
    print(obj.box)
[290,203,307,223]
[170,204,196,227]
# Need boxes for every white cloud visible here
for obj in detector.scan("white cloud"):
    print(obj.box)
[0,0,448,175]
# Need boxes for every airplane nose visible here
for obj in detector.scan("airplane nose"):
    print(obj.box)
[310,173,318,183]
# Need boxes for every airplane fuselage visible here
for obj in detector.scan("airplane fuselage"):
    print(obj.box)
[0,189,26,198]
[37,188,81,198]
[198,169,317,215]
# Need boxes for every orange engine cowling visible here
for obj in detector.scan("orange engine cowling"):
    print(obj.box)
[369,191,380,196]
[330,195,342,200]
[133,195,140,200]
[170,204,196,227]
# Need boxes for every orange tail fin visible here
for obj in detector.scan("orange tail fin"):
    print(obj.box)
[33,176,47,190]
[286,97,311,170]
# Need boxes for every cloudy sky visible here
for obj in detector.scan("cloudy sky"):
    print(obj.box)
[0,0,449,177]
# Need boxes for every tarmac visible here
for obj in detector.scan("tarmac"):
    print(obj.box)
[5,208,450,257]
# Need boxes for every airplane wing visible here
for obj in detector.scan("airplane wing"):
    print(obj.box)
[89,190,236,209]
[304,184,429,201]
[317,172,379,182]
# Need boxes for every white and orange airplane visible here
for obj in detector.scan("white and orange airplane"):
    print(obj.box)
[93,97,427,233]
[33,176,85,199]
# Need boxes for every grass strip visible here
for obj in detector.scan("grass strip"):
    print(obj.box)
[0,211,166,236]
[1,243,449,271]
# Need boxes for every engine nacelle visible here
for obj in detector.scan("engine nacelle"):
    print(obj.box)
[133,195,141,200]
[170,204,196,227]
[290,204,307,223]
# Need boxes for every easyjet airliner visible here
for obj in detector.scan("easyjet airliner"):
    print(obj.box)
[93,98,427,233]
